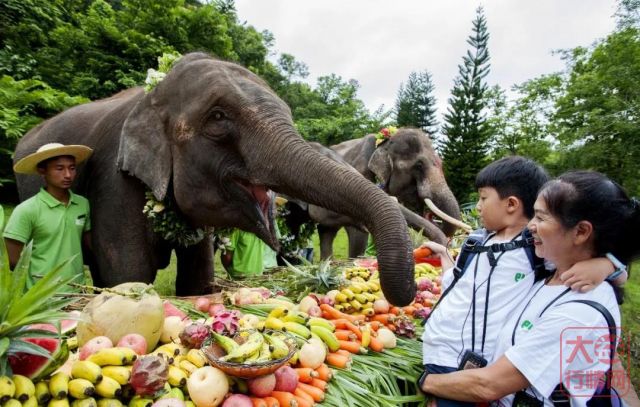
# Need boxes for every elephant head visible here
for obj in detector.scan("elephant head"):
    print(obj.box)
[116,53,416,305]
[365,128,461,236]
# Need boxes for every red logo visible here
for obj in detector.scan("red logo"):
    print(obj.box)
[559,326,630,397]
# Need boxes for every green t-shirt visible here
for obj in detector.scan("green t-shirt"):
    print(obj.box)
[3,188,91,290]
[228,229,267,278]
[365,234,377,257]
[0,204,4,232]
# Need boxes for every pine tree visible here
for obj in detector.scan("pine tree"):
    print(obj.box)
[441,6,492,203]
[395,70,438,134]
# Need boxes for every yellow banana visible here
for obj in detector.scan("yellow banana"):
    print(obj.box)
[360,324,371,348]
[114,347,138,365]
[353,293,368,304]
[48,373,69,400]
[71,361,103,383]
[97,399,123,407]
[281,312,308,325]
[154,343,183,358]
[93,377,121,399]
[178,360,198,375]
[334,293,348,303]
[340,288,355,300]
[21,396,37,407]
[288,350,299,365]
[221,332,264,362]
[167,365,187,387]
[362,308,375,317]
[71,398,96,407]
[100,366,130,386]
[159,388,184,401]
[264,317,285,331]
[256,343,272,362]
[87,348,126,367]
[0,376,16,402]
[186,349,206,368]
[307,317,335,332]
[309,325,340,352]
[283,322,311,339]
[348,284,362,294]
[34,380,50,404]
[12,376,35,403]
[267,306,289,319]
[127,397,152,407]
[67,379,95,400]
[47,398,70,407]
[210,332,239,355]
[4,399,21,407]
[263,334,289,359]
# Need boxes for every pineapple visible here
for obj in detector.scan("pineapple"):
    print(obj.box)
[0,239,79,375]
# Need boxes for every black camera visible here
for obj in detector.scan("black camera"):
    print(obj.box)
[457,350,488,370]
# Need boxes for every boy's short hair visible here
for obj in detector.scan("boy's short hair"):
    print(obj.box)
[475,156,549,218]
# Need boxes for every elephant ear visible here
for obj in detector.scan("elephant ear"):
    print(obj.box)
[368,146,393,187]
[117,94,172,200]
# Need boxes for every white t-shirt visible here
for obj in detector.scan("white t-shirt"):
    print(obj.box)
[422,234,538,367]
[493,280,620,407]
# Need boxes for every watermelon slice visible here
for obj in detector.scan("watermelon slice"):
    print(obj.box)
[163,300,187,319]
[8,337,69,380]
[28,311,81,334]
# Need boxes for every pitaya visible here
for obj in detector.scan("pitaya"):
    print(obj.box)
[393,314,416,338]
[130,355,169,396]
[210,311,239,336]
[179,323,211,349]
[416,278,434,292]
[413,307,432,320]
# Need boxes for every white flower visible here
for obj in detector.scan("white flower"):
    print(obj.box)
[152,203,165,213]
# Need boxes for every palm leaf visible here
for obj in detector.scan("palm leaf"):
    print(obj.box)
[7,241,31,312]
[7,338,54,360]
[0,239,13,319]
[0,338,9,358]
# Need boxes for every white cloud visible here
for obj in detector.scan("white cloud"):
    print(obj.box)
[234,0,617,124]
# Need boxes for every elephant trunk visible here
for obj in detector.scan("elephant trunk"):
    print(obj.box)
[253,135,416,306]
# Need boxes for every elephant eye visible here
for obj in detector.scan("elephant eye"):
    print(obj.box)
[211,111,225,121]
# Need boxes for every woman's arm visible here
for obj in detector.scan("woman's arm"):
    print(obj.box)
[421,356,529,402]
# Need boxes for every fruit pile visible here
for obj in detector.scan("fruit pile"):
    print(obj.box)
[326,282,381,316]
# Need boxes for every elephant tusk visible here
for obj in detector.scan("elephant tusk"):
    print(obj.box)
[424,198,473,233]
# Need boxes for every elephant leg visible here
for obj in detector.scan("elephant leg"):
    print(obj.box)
[175,236,214,296]
[317,225,339,260]
[346,227,368,258]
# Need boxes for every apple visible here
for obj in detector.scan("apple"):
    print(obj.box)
[117,333,148,355]
[194,297,211,312]
[187,366,229,407]
[79,335,113,360]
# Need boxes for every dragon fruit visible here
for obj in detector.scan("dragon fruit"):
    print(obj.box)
[416,278,434,292]
[413,307,432,320]
[130,355,169,396]
[210,311,239,336]
[393,314,416,338]
[179,323,211,349]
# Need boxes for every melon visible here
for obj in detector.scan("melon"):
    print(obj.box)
[8,337,69,380]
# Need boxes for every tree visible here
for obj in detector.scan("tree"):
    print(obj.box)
[441,6,492,203]
[395,70,438,134]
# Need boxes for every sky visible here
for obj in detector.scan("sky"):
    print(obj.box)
[233,0,618,121]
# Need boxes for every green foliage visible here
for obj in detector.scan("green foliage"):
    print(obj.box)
[441,6,492,202]
[0,75,88,186]
[395,70,438,134]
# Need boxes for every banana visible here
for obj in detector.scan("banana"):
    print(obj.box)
[349,300,363,311]
[210,332,239,355]
[154,343,184,358]
[13,376,35,403]
[281,312,308,325]
[127,397,152,407]
[48,373,69,400]
[264,317,285,331]
[186,349,206,368]
[255,343,273,362]
[220,332,264,362]
[167,366,187,387]
[353,293,368,304]
[263,334,289,359]
[66,337,78,351]
[362,308,375,317]
[340,288,355,300]
[178,360,197,375]
[149,350,173,365]
[334,292,348,303]
[307,317,335,332]
[47,398,70,407]
[348,284,362,294]
[93,377,121,399]
[309,325,340,352]
[97,399,123,407]
[87,348,127,367]
[267,306,289,319]
[115,347,138,365]
[4,399,21,407]
[67,379,95,400]
[366,281,380,291]
[360,324,371,348]
[71,361,103,383]
[170,355,185,367]
[35,380,51,404]
[288,350,299,365]
[100,366,130,386]
[22,396,37,407]
[184,402,195,407]
[159,388,184,401]
[0,376,16,402]
[71,398,96,407]
[283,322,311,339]
[334,303,345,312]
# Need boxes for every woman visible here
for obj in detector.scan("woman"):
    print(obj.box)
[420,171,640,406]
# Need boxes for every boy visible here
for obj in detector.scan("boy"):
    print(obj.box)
[420,156,622,407]
[3,143,92,290]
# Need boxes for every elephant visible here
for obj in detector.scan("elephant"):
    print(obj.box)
[329,128,462,257]
[280,142,448,260]
[13,53,416,305]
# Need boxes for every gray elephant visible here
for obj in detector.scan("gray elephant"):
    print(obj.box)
[281,142,448,260]
[13,53,416,305]
[330,128,462,257]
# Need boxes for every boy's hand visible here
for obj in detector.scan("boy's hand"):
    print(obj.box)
[560,257,616,292]
[421,241,454,271]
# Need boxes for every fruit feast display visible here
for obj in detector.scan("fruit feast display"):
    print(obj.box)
[1,243,445,407]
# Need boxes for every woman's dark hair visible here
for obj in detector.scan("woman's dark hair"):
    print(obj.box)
[475,156,549,219]
[539,171,640,265]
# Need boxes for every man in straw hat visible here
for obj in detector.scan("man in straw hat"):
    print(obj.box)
[3,143,93,290]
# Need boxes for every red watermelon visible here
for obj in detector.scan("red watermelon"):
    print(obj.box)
[8,337,69,379]
[28,311,81,334]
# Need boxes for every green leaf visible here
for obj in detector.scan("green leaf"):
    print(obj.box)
[7,338,54,360]
[0,337,9,357]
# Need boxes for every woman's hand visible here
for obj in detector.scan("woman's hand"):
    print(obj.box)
[560,257,617,292]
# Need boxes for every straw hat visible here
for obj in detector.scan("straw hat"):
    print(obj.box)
[14,143,93,175]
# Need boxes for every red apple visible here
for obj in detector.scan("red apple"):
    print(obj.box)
[79,336,113,360]
[117,333,148,355]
